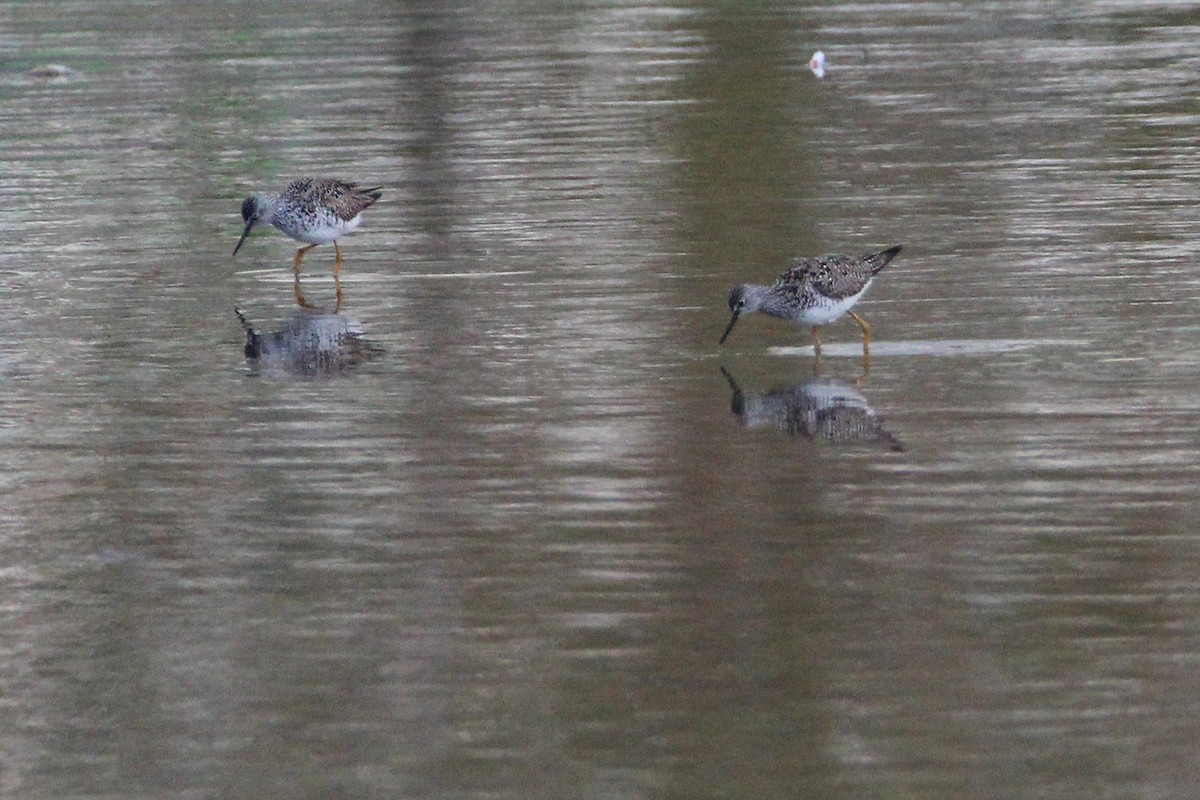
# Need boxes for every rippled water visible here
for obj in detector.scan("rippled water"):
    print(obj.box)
[3,1,1200,798]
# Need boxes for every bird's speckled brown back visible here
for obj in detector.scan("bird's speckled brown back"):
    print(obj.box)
[286,178,382,222]
[775,246,901,301]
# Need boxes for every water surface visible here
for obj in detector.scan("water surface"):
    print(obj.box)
[2,1,1200,798]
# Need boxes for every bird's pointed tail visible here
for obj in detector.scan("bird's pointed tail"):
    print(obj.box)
[865,245,902,275]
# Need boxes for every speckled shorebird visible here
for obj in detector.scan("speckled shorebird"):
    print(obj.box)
[232,178,382,275]
[719,245,902,354]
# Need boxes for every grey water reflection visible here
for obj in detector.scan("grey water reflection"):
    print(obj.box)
[237,307,378,376]
[720,367,903,451]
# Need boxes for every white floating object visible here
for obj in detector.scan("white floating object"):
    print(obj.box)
[809,51,826,78]
[27,64,77,79]
[767,339,1091,358]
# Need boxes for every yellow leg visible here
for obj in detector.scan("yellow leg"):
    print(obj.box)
[811,326,823,354]
[293,273,313,309]
[334,273,344,313]
[294,243,319,275]
[333,241,344,277]
[848,310,872,354]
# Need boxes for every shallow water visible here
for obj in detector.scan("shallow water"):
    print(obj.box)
[3,1,1200,798]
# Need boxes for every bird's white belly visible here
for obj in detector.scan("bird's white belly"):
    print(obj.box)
[278,214,362,245]
[795,283,870,326]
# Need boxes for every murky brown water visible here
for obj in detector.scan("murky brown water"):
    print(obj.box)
[3,1,1200,798]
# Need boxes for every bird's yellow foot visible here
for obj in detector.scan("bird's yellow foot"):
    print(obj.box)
[293,274,314,309]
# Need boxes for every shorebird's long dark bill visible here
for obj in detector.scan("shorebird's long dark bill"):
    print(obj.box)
[232,222,254,256]
[719,313,739,345]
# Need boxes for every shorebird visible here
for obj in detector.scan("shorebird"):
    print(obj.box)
[232,178,382,275]
[719,245,902,355]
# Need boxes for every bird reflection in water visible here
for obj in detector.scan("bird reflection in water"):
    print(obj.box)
[235,307,380,376]
[720,367,902,450]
